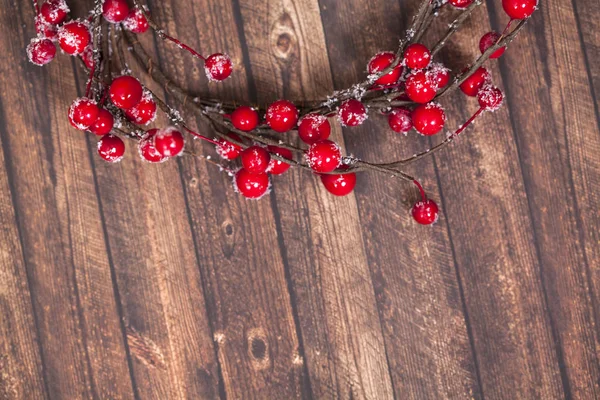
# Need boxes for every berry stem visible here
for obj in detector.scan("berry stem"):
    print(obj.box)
[182,126,220,146]
[413,179,427,201]
[161,34,206,61]
[454,107,484,136]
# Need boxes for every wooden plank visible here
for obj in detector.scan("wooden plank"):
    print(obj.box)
[0,2,137,399]
[140,0,306,397]
[317,1,482,398]
[486,0,600,397]
[573,0,600,107]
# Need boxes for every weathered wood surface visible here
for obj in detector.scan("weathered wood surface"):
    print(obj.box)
[0,0,598,398]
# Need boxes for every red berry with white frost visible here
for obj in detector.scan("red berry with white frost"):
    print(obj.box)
[204,53,233,81]
[240,146,270,174]
[123,8,150,34]
[153,127,185,157]
[97,134,125,163]
[298,113,331,144]
[388,107,413,134]
[234,169,270,199]
[89,109,114,136]
[215,133,243,160]
[58,21,91,56]
[412,103,445,136]
[368,52,402,86]
[81,46,95,69]
[479,32,506,59]
[405,70,437,103]
[459,67,491,97]
[266,100,298,133]
[403,43,431,70]
[124,92,157,125]
[427,63,450,89]
[306,140,342,173]
[448,0,473,9]
[40,0,69,24]
[338,99,367,127]
[35,16,58,40]
[231,106,259,132]
[139,129,168,163]
[502,0,538,20]
[412,199,439,225]
[266,146,293,175]
[69,98,99,130]
[320,167,356,197]
[109,76,144,109]
[477,85,504,111]
[27,38,56,66]
[103,0,130,23]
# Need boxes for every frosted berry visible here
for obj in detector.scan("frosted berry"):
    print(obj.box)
[266,146,292,175]
[298,113,331,144]
[266,100,298,133]
[368,52,402,86]
[388,107,413,134]
[231,106,259,132]
[103,0,130,23]
[58,21,91,56]
[241,146,271,174]
[448,0,473,8]
[153,127,185,157]
[306,140,341,173]
[35,16,58,40]
[403,43,431,70]
[40,0,69,24]
[234,169,270,199]
[412,103,445,136]
[204,53,233,81]
[124,92,156,125]
[215,133,243,160]
[27,38,56,66]
[479,32,506,58]
[459,67,491,97]
[97,134,125,163]
[427,63,450,89]
[138,129,168,163]
[412,199,439,225]
[89,109,114,136]
[477,85,504,111]
[502,0,538,19]
[405,71,437,103]
[109,76,143,109]
[123,8,149,33]
[81,46,95,69]
[337,99,367,127]
[69,98,99,130]
[320,167,356,196]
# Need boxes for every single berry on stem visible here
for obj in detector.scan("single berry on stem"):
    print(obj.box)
[215,133,243,160]
[240,146,271,174]
[411,180,439,225]
[153,127,185,157]
[231,106,259,132]
[234,169,270,199]
[306,140,342,173]
[124,92,157,125]
[479,32,506,58]
[89,109,114,136]
[459,67,491,97]
[40,0,69,25]
[448,0,474,9]
[139,129,168,163]
[320,166,357,197]
[27,38,56,66]
[103,0,130,23]
[298,113,331,144]
[412,103,446,136]
[266,100,299,133]
[427,63,450,89]
[338,99,367,127]
[266,146,293,175]
[69,98,100,130]
[405,70,438,103]
[58,21,91,56]
[123,8,150,34]
[388,107,413,134]
[502,0,538,20]
[477,85,504,111]
[403,43,431,70]
[109,75,144,109]
[204,53,233,81]
[97,134,125,163]
[368,52,402,86]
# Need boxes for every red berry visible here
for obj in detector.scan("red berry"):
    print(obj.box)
[404,43,431,70]
[266,100,298,133]
[412,103,446,136]
[35,16,58,40]
[479,32,506,59]
[97,134,125,163]
[337,99,367,127]
[124,92,157,125]
[58,21,91,55]
[68,98,99,130]
[298,113,331,144]
[109,75,143,109]
[89,109,114,135]
[153,127,185,157]
[27,38,56,66]
[138,129,168,163]
[102,0,130,23]
[240,146,270,174]
[320,167,356,196]
[204,53,233,82]
[215,133,243,160]
[266,146,292,175]
[502,0,538,19]
[40,0,69,24]
[412,199,439,225]
[368,52,402,86]
[427,63,450,89]
[231,106,259,132]
[388,107,413,134]
[459,67,491,97]
[234,169,270,199]
[123,8,149,33]
[477,85,504,111]
[405,70,437,103]
[448,0,473,8]
[80,46,95,69]
[306,140,341,173]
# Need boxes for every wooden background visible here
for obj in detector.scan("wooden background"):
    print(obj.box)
[1,0,599,398]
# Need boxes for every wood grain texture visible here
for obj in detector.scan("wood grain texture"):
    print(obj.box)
[0,0,598,399]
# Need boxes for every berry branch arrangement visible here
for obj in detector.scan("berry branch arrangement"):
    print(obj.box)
[26,0,538,225]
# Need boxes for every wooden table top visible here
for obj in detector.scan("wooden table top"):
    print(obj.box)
[1,0,599,398]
